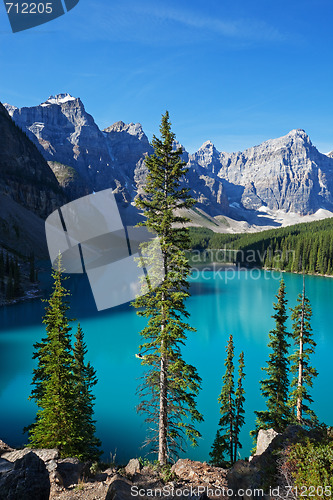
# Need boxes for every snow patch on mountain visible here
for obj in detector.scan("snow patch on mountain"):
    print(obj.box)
[41,93,76,106]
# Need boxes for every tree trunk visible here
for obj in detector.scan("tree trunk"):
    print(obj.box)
[297,281,305,422]
[233,422,237,464]
[229,394,233,464]
[158,348,168,464]
[158,167,169,465]
[158,275,168,464]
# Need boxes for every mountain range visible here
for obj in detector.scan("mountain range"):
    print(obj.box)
[1,93,333,256]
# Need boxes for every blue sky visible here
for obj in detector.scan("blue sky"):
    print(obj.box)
[0,0,332,153]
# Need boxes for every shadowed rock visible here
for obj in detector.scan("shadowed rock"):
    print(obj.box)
[0,451,50,500]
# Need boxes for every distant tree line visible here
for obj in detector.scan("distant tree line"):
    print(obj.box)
[0,250,37,301]
[188,218,333,275]
[0,250,21,299]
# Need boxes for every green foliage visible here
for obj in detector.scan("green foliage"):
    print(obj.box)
[89,461,100,476]
[72,324,102,461]
[27,260,100,460]
[286,438,333,495]
[133,111,203,464]
[234,351,246,461]
[253,280,292,435]
[27,262,77,456]
[137,458,175,482]
[210,335,245,466]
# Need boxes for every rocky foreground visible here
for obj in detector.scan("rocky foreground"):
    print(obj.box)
[0,440,229,500]
[0,427,321,499]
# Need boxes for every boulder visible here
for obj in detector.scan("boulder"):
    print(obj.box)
[0,440,15,456]
[2,448,59,464]
[49,470,64,488]
[125,458,141,476]
[105,475,133,500]
[1,449,31,462]
[0,458,14,474]
[228,425,321,495]
[55,457,84,488]
[171,459,227,487]
[0,451,50,500]
[255,429,280,456]
[227,460,264,499]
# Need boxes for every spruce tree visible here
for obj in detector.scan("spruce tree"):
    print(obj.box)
[253,279,291,434]
[27,259,101,459]
[289,278,318,425]
[134,111,202,464]
[28,260,77,456]
[234,351,245,462]
[210,334,235,466]
[72,324,101,461]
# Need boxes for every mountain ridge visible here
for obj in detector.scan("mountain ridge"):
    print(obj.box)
[4,94,333,221]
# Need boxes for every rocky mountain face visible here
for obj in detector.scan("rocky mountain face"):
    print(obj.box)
[0,102,68,258]
[4,94,333,218]
[0,102,65,219]
[189,130,333,215]
[5,95,230,217]
[7,94,131,200]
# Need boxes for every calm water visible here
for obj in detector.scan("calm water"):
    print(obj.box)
[0,268,332,464]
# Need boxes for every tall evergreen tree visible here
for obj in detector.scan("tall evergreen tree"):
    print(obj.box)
[234,351,245,462]
[289,277,318,425]
[72,324,101,460]
[210,335,235,466]
[27,260,100,459]
[253,279,291,435]
[27,260,77,456]
[134,111,203,464]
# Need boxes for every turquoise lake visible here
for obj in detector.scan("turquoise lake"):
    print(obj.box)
[0,267,332,464]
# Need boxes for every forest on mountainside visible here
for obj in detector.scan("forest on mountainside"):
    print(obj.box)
[189,217,333,275]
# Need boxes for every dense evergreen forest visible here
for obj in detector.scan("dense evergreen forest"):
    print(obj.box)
[188,217,333,275]
[0,250,37,302]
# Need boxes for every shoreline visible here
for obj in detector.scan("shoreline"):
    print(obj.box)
[189,262,333,279]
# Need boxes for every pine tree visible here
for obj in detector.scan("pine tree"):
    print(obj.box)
[210,335,235,466]
[234,351,245,462]
[253,279,291,435]
[289,277,318,425]
[134,111,203,464]
[72,324,101,461]
[28,260,78,457]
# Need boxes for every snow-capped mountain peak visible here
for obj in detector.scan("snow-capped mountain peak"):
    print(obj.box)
[41,93,77,106]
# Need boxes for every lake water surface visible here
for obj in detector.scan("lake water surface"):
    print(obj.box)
[0,268,332,463]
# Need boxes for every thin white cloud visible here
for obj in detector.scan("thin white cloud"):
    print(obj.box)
[63,0,299,46]
[144,5,291,43]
